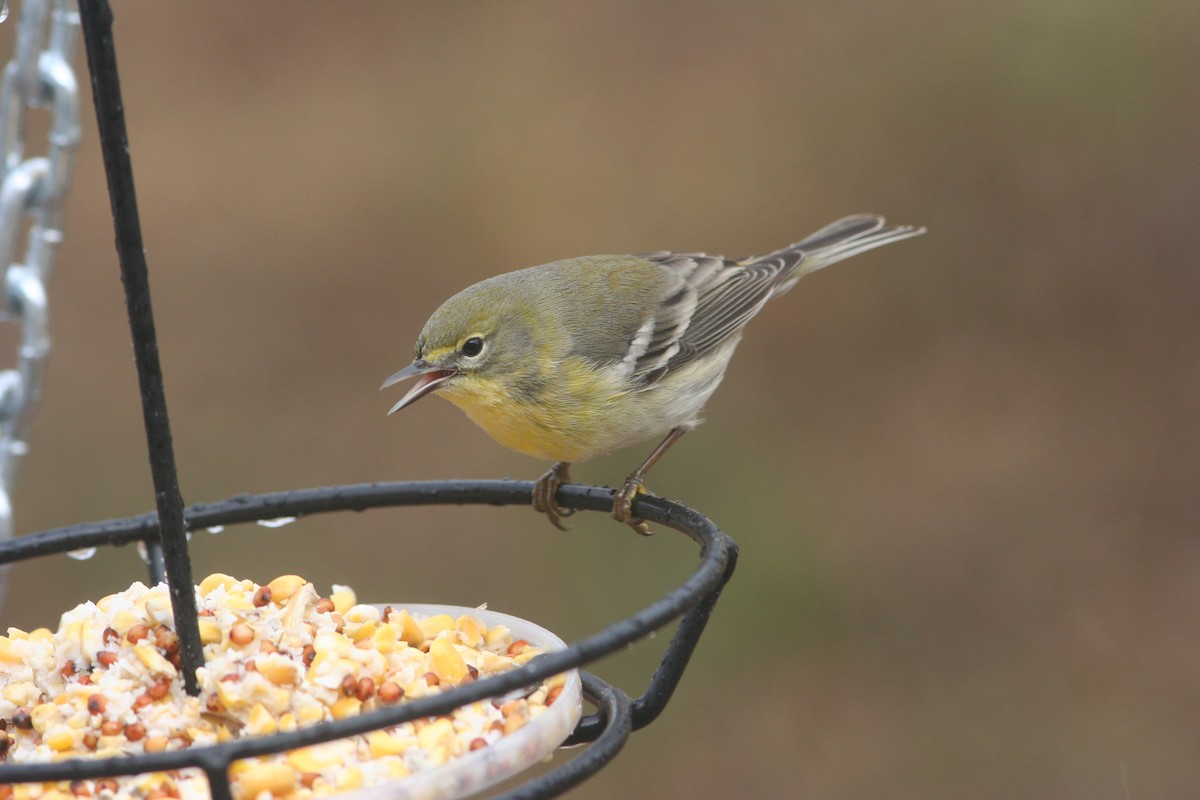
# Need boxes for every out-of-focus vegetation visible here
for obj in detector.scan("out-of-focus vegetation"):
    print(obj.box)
[2,2,1197,796]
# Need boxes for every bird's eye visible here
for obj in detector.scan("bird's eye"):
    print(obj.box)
[461,336,485,358]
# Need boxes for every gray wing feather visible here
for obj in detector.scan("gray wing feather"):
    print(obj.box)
[786,213,885,253]
[629,214,923,386]
[630,251,798,383]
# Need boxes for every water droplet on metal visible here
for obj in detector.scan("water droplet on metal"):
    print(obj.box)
[206,525,225,534]
[66,547,96,560]
[256,516,297,529]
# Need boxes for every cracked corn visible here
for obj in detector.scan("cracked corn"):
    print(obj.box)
[0,576,568,799]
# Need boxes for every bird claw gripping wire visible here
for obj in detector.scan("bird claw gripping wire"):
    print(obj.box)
[612,478,655,537]
[531,462,654,535]
[532,461,576,531]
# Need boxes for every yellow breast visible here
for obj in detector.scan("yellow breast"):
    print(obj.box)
[438,363,628,463]
[446,392,578,462]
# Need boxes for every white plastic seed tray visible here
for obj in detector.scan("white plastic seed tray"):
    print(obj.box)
[338,604,582,800]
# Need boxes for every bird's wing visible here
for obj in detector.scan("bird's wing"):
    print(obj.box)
[626,250,800,385]
[615,271,697,384]
[628,215,920,387]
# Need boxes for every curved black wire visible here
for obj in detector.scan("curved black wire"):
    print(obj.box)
[492,672,633,800]
[0,481,737,798]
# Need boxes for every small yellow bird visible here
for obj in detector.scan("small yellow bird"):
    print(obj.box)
[383,214,923,533]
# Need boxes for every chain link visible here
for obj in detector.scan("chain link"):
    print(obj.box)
[0,0,80,552]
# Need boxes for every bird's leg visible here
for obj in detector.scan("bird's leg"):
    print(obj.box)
[532,461,576,531]
[613,427,689,536]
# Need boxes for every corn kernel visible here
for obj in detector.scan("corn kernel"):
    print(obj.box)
[236,762,294,798]
[484,625,512,650]
[199,573,240,596]
[4,681,38,705]
[246,703,277,736]
[305,649,334,684]
[372,622,399,654]
[416,717,455,751]
[266,574,307,602]
[45,728,75,752]
[0,636,22,664]
[430,638,469,683]
[134,644,176,676]
[257,656,297,686]
[220,596,255,612]
[144,596,174,626]
[312,631,348,657]
[504,710,527,735]
[330,695,361,719]
[109,609,139,633]
[298,704,325,724]
[79,619,108,659]
[329,585,356,615]
[349,621,377,643]
[216,679,249,711]
[391,609,424,647]
[335,766,363,791]
[418,614,455,640]
[456,615,485,647]
[367,730,411,758]
[198,619,222,645]
[477,651,511,672]
[515,649,542,665]
[245,682,291,713]
[287,744,346,773]
[61,619,83,645]
[280,583,315,628]
[31,703,60,732]
[287,748,322,774]
[344,604,380,626]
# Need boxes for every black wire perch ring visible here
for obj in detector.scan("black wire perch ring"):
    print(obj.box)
[0,481,739,800]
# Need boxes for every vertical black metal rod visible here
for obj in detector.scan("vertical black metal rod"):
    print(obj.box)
[77,0,202,695]
[562,536,739,746]
[630,537,738,729]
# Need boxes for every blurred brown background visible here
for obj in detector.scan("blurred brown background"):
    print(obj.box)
[2,1,1198,797]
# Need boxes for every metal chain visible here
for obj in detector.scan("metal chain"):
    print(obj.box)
[0,0,80,567]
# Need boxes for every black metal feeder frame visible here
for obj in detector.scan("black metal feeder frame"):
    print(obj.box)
[0,3,740,799]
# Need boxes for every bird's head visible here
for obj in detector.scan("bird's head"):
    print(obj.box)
[381,278,540,414]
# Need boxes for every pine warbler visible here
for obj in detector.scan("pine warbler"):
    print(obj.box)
[382,214,923,533]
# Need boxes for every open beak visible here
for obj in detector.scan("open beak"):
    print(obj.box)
[380,361,457,414]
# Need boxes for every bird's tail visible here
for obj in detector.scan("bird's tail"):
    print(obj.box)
[750,214,925,295]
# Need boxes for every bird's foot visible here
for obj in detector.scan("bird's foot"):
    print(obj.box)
[612,475,654,536]
[532,462,576,531]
